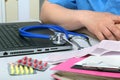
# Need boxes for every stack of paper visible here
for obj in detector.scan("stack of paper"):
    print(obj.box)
[51,57,120,80]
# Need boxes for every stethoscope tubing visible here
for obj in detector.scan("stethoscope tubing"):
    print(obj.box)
[19,24,88,40]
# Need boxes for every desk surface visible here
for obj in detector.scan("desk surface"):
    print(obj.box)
[0,36,99,80]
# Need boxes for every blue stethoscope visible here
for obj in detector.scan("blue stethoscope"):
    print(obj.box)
[19,24,90,46]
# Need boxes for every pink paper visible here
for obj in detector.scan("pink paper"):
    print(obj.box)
[51,57,120,78]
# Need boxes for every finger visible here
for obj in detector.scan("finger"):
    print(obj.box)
[102,27,116,40]
[95,31,105,41]
[107,25,120,40]
[113,16,120,24]
[116,24,120,29]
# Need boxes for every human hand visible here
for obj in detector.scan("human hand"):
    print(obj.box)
[80,11,120,41]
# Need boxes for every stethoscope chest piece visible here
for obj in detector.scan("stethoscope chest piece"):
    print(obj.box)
[50,32,66,45]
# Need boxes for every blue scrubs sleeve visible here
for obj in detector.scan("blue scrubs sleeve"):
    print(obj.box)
[48,0,120,15]
[104,0,120,15]
[48,0,77,9]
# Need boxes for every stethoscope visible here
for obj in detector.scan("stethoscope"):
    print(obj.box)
[19,24,91,48]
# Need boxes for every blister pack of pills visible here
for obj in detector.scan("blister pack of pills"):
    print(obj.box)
[17,56,49,71]
[8,63,36,75]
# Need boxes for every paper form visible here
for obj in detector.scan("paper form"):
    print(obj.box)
[44,40,120,64]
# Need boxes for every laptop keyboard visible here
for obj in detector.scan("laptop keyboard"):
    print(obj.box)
[0,22,41,50]
[0,22,72,57]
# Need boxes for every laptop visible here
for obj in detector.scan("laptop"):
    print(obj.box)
[0,21,72,57]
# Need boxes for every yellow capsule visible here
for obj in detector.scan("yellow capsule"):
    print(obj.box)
[10,69,15,75]
[10,64,15,75]
[29,67,34,74]
[15,65,20,75]
[24,66,29,74]
[19,65,24,74]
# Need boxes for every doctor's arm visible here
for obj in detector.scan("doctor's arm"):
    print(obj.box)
[40,0,120,41]
[40,0,84,30]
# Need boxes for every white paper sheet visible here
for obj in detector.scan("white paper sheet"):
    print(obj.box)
[75,56,120,68]
[43,39,120,64]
